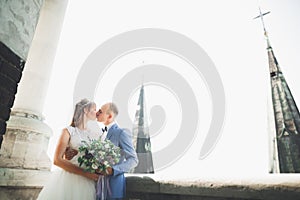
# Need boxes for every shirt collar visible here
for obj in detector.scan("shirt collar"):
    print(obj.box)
[106,121,116,132]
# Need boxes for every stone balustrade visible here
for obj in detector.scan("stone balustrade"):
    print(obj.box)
[125,175,300,200]
[1,174,300,199]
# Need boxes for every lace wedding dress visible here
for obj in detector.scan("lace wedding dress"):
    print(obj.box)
[37,126,99,200]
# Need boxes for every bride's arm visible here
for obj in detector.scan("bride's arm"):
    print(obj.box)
[53,128,99,181]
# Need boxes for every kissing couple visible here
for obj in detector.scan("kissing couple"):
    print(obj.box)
[37,99,138,200]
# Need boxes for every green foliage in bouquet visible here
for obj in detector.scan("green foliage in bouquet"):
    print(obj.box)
[77,138,121,173]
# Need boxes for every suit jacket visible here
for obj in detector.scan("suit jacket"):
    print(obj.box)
[106,123,138,198]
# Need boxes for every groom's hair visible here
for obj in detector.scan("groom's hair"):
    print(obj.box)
[107,102,119,117]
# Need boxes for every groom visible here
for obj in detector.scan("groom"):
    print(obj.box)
[96,102,138,199]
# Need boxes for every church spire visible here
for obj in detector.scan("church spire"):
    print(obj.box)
[255,8,300,173]
[132,84,154,173]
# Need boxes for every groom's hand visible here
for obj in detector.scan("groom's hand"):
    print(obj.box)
[105,167,114,176]
[97,167,113,176]
[64,147,78,160]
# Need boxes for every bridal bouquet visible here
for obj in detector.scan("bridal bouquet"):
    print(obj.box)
[77,138,121,174]
[77,138,121,200]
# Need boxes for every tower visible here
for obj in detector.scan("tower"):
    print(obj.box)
[132,84,154,173]
[255,8,300,173]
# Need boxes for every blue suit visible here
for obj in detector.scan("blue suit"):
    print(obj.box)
[106,123,138,199]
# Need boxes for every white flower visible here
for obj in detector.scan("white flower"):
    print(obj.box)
[92,163,98,169]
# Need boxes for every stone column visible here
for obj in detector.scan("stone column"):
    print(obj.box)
[0,0,43,149]
[0,0,69,199]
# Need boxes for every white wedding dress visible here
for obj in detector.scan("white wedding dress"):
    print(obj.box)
[37,126,100,200]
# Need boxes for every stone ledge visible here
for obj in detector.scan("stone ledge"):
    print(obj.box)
[125,176,300,200]
[0,186,42,200]
[0,168,50,187]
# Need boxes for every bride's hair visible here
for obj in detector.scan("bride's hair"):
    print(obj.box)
[70,98,95,127]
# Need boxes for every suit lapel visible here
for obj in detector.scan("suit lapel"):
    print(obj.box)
[106,123,118,140]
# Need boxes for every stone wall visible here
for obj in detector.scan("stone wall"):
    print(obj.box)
[0,0,44,60]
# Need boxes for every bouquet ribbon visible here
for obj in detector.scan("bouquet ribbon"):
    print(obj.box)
[96,176,111,200]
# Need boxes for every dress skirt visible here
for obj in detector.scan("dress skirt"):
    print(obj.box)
[37,169,96,200]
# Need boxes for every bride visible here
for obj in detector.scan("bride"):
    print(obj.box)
[37,99,99,200]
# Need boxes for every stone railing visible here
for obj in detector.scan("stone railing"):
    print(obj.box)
[1,173,300,199]
[125,175,300,200]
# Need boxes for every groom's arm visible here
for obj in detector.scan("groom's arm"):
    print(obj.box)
[112,129,138,176]
[64,147,78,160]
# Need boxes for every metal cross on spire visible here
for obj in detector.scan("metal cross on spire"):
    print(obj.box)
[253,8,270,34]
[253,8,271,48]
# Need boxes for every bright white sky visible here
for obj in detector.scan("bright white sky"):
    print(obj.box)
[43,0,300,180]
